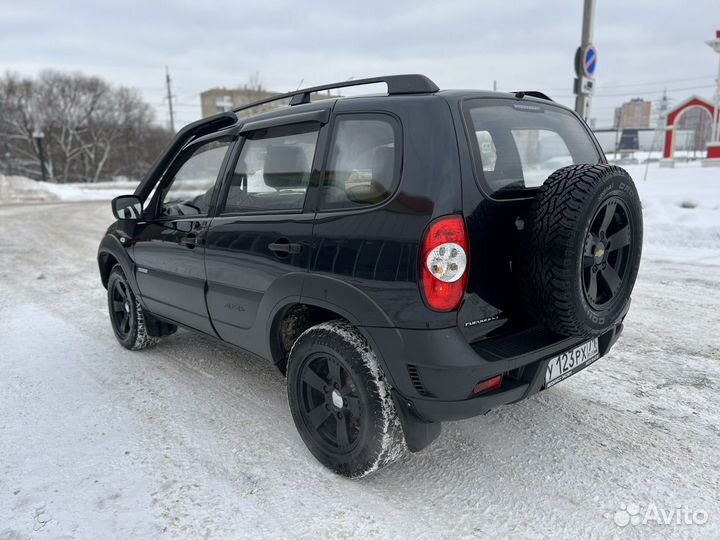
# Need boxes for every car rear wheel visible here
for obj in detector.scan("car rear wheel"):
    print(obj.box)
[107,265,162,350]
[286,320,406,477]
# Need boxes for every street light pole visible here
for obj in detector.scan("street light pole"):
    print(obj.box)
[704,30,720,164]
[33,130,47,183]
[4,142,11,176]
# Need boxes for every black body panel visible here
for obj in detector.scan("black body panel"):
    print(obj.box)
[133,217,215,335]
[306,95,462,329]
[204,213,314,348]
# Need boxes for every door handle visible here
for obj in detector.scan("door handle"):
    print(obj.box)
[180,234,198,248]
[268,240,302,255]
[180,225,207,249]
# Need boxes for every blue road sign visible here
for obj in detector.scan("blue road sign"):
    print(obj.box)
[583,45,597,79]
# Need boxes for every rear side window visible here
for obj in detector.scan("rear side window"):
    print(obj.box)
[464,99,601,197]
[319,114,400,210]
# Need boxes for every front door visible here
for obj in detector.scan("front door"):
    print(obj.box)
[133,136,233,334]
[204,121,323,351]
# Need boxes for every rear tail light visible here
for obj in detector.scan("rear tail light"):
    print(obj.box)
[419,215,469,311]
[472,375,503,395]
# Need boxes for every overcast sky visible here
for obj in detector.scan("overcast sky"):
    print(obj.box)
[1,0,717,128]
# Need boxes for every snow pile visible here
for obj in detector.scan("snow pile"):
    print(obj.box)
[0,175,61,203]
[626,163,720,229]
[623,163,720,265]
[0,174,135,204]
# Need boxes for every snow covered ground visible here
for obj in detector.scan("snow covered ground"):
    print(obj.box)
[0,163,718,539]
[0,175,134,204]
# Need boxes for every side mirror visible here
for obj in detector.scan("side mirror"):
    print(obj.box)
[111,195,143,221]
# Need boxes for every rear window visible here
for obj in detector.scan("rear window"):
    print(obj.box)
[319,114,400,210]
[464,99,601,197]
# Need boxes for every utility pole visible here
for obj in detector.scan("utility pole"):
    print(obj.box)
[703,30,720,163]
[165,66,176,133]
[574,0,596,119]
[706,31,720,144]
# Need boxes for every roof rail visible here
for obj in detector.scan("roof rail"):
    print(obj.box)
[232,74,439,114]
[513,90,554,102]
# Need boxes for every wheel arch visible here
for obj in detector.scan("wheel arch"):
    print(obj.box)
[97,234,139,295]
[266,275,397,385]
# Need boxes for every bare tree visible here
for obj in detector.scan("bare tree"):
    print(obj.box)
[0,70,171,183]
[0,74,45,178]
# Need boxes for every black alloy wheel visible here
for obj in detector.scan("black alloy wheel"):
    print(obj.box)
[106,265,161,350]
[110,278,133,340]
[286,320,406,477]
[296,353,363,453]
[582,196,634,309]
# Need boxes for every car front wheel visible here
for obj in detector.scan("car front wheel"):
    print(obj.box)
[107,264,160,350]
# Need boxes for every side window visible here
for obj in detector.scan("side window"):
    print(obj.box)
[160,139,231,217]
[511,129,573,187]
[220,123,319,214]
[320,115,399,210]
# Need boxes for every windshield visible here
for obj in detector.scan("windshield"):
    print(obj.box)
[465,99,601,196]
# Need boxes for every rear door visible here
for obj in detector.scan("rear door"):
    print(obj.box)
[457,98,603,340]
[204,119,326,351]
[133,135,233,334]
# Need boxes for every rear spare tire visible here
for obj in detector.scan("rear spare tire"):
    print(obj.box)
[522,164,643,337]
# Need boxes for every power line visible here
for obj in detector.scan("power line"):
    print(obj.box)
[591,84,715,98]
[596,75,713,89]
[540,84,715,101]
[500,77,714,95]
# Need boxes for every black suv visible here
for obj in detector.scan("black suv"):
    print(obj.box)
[98,75,642,477]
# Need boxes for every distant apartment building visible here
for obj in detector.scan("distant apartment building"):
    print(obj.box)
[614,98,652,129]
[200,86,335,118]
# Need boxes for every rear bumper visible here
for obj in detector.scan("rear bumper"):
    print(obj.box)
[363,321,624,423]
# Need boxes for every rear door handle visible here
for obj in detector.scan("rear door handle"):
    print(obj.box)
[268,241,302,255]
[180,235,197,248]
[181,232,205,249]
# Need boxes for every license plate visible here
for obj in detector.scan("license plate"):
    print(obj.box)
[544,338,600,389]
